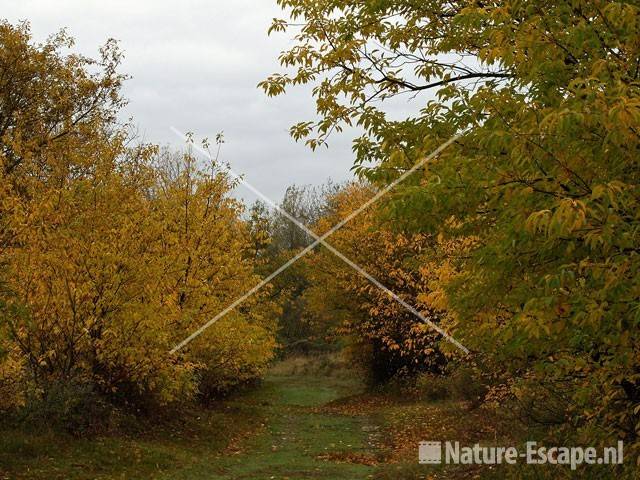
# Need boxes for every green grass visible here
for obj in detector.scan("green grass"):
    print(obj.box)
[0,356,522,480]
[202,372,376,480]
[0,360,379,480]
[0,401,262,480]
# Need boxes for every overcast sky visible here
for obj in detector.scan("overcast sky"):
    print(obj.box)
[2,0,362,204]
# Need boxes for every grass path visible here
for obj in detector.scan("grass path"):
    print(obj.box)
[1,359,518,479]
[0,362,383,480]
[199,370,379,480]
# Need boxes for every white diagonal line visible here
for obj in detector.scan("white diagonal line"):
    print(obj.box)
[169,127,469,354]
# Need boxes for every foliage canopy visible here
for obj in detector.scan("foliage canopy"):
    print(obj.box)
[265,0,640,460]
[0,22,278,419]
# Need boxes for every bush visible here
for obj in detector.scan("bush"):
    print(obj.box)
[193,317,277,401]
[511,376,571,427]
[445,366,489,407]
[0,23,279,426]
[19,381,119,436]
[413,373,450,401]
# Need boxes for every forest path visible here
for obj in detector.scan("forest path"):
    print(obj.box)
[0,361,382,480]
[194,366,380,480]
[1,358,511,479]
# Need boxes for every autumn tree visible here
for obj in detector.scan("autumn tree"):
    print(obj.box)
[246,200,273,262]
[0,22,278,423]
[302,183,446,382]
[249,183,342,355]
[151,149,278,401]
[0,20,136,412]
[265,0,640,462]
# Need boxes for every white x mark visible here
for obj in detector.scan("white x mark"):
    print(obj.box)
[169,127,469,355]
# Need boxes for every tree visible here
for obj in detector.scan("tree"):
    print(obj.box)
[265,0,640,459]
[0,22,278,422]
[246,200,273,262]
[303,183,447,382]
[151,149,278,401]
[257,182,341,355]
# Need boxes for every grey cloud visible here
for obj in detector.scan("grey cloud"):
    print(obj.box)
[3,0,357,203]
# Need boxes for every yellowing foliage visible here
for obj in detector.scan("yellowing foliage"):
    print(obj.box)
[267,0,640,466]
[0,22,277,416]
[302,184,448,382]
